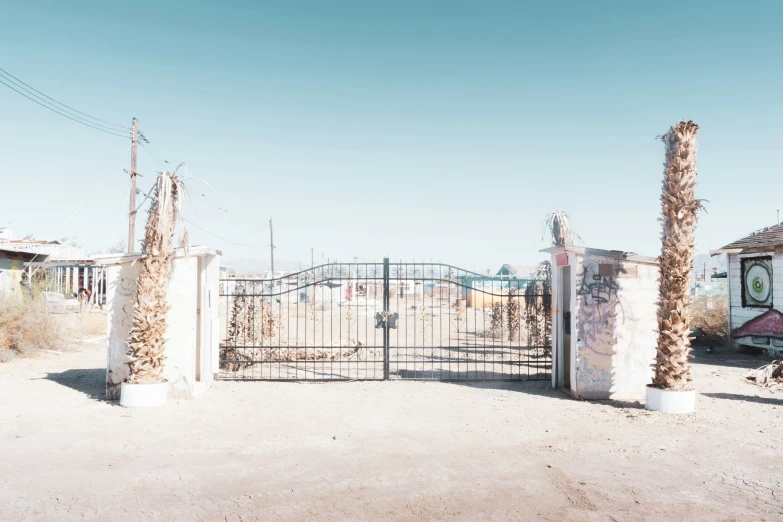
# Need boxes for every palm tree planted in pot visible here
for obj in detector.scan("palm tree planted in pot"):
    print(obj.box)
[120,171,187,408]
[647,120,704,413]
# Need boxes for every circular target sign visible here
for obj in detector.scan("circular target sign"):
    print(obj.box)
[743,257,773,307]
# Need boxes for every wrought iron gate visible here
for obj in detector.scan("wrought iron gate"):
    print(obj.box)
[218,259,551,381]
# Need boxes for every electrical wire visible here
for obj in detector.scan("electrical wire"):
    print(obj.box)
[0,66,128,129]
[0,77,130,138]
[139,141,167,169]
[183,218,268,248]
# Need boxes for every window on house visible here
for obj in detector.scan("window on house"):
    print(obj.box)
[741,256,773,308]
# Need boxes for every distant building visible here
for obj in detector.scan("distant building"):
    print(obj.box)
[496,264,538,279]
[0,248,49,300]
[711,223,783,353]
[0,227,12,242]
[0,239,85,261]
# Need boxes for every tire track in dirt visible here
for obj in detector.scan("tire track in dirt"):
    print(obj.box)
[546,466,598,511]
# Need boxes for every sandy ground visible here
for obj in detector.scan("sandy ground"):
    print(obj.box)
[1,340,782,521]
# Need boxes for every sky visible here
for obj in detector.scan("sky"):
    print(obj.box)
[1,1,782,273]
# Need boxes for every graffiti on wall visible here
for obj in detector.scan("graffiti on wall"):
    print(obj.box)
[577,265,619,304]
[577,262,625,363]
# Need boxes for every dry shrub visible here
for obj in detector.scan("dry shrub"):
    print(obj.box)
[689,294,728,346]
[0,297,65,361]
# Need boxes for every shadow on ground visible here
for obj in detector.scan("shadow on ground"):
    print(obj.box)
[41,368,105,400]
[701,392,781,405]
[446,379,646,409]
[690,344,777,370]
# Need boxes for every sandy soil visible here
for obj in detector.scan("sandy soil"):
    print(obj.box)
[1,340,782,521]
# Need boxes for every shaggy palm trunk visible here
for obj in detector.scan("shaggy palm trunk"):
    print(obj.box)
[126,172,181,384]
[654,120,702,390]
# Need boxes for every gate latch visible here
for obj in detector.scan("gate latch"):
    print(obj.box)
[374,311,399,329]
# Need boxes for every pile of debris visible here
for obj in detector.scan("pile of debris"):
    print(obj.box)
[746,361,783,391]
[220,342,364,372]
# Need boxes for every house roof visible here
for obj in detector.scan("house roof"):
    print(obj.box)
[710,223,783,254]
[496,264,538,278]
[540,245,658,265]
[0,248,50,263]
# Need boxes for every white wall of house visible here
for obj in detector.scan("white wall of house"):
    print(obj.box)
[727,251,783,352]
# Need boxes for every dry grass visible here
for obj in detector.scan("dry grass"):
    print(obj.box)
[0,297,66,362]
[689,295,729,346]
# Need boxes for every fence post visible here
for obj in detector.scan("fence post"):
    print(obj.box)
[383,257,390,380]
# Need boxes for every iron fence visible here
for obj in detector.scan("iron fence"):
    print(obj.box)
[218,259,551,381]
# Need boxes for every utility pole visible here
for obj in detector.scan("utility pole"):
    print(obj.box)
[269,218,275,277]
[311,247,314,268]
[127,118,139,254]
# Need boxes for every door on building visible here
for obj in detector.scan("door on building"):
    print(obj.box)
[560,265,572,390]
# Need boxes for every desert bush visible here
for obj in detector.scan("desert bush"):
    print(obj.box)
[0,297,65,361]
[690,294,728,346]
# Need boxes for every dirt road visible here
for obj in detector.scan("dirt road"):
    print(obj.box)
[1,340,781,521]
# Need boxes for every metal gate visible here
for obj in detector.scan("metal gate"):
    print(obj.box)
[218,259,551,381]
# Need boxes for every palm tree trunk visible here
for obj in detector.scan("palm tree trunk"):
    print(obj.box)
[125,172,181,384]
[654,120,703,390]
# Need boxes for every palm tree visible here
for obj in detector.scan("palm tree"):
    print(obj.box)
[125,171,185,383]
[653,120,704,390]
[544,211,582,247]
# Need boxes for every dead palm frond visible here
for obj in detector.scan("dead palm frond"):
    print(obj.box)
[524,261,553,354]
[653,120,705,391]
[543,211,583,247]
[125,171,189,384]
[745,361,783,391]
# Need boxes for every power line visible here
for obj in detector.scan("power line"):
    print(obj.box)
[139,141,167,169]
[183,218,268,248]
[0,71,131,136]
[0,77,130,138]
[0,66,127,129]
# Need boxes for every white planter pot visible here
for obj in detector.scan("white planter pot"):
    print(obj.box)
[120,382,168,408]
[645,386,695,413]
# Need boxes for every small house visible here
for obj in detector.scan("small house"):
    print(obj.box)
[710,224,783,353]
[543,245,659,401]
[496,264,538,279]
[0,249,47,300]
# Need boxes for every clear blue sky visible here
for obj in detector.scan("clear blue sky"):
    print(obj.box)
[1,1,781,272]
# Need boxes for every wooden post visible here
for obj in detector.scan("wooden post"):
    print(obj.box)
[128,118,138,253]
[269,218,275,277]
[91,267,97,304]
